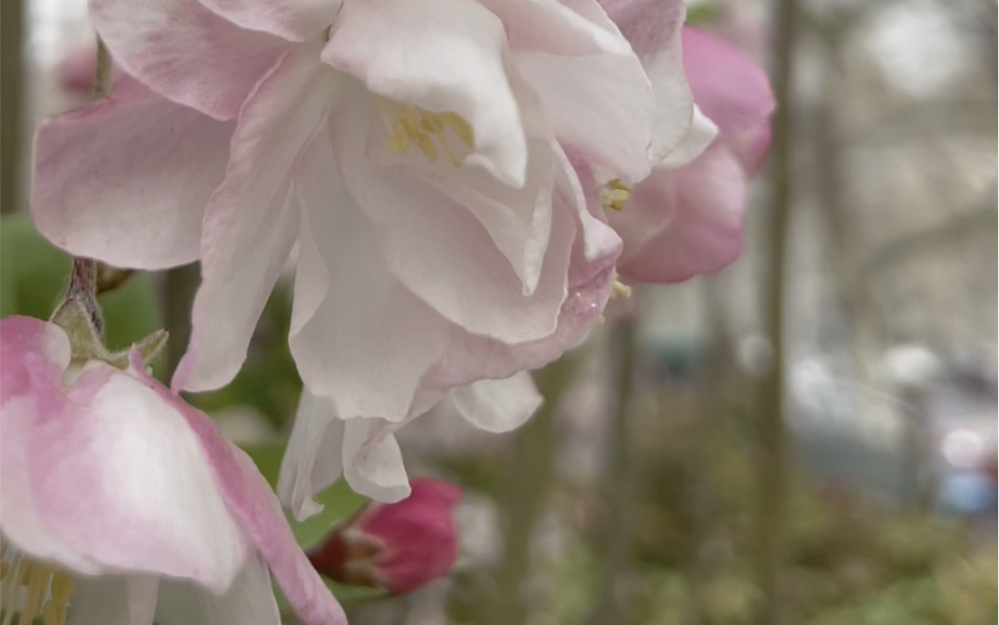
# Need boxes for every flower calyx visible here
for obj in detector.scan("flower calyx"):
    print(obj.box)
[48,259,166,374]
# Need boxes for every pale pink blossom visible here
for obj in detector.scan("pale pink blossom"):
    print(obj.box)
[33,0,702,502]
[0,316,345,625]
[308,478,461,595]
[597,15,775,283]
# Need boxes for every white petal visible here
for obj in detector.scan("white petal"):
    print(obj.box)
[277,390,344,521]
[449,371,543,433]
[343,419,411,503]
[322,0,527,187]
[656,105,717,169]
[288,129,449,421]
[175,45,335,393]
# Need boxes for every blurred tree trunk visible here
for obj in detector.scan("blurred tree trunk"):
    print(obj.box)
[754,0,800,622]
[488,356,576,625]
[1,0,25,214]
[584,319,637,625]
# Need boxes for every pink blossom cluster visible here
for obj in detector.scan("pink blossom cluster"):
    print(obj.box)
[2,0,773,622]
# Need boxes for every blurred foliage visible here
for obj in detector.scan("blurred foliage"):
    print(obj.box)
[0,213,163,366]
[443,359,996,625]
[188,282,303,431]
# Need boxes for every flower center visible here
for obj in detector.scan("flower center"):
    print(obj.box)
[600,178,632,212]
[377,100,475,167]
[0,553,76,625]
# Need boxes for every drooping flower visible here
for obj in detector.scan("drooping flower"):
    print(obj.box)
[33,0,703,502]
[308,479,461,595]
[596,16,775,283]
[0,315,345,625]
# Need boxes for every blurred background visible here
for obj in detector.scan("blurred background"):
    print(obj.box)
[1,0,996,623]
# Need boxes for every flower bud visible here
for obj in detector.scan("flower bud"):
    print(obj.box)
[308,479,461,595]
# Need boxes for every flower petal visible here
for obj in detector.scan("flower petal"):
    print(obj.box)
[478,0,632,55]
[328,91,574,345]
[599,0,695,166]
[155,558,280,625]
[513,0,658,181]
[198,0,338,41]
[343,419,411,504]
[613,146,746,283]
[288,130,449,421]
[422,200,618,390]
[322,0,527,187]
[368,72,557,295]
[150,361,346,625]
[681,27,775,172]
[278,390,344,521]
[32,79,232,269]
[90,0,287,120]
[24,363,252,592]
[175,45,335,393]
[449,371,543,433]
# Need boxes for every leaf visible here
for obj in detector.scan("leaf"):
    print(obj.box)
[0,214,163,365]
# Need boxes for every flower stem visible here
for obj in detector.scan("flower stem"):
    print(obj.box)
[64,257,103,335]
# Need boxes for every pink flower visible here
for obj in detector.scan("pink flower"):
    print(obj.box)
[32,0,701,502]
[308,479,461,595]
[0,315,345,625]
[596,10,775,283]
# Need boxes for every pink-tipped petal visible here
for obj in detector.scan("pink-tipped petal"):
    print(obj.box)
[90,0,287,120]
[681,27,775,171]
[26,364,252,593]
[32,79,232,269]
[144,368,346,625]
[614,147,746,283]
[198,0,338,41]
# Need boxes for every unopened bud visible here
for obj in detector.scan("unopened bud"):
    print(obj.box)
[308,479,461,595]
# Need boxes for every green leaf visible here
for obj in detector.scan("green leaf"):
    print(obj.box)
[0,214,162,363]
[0,213,72,319]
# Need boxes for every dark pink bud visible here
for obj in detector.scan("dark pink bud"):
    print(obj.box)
[308,479,461,595]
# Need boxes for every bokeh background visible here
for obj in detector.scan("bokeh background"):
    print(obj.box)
[2,0,996,623]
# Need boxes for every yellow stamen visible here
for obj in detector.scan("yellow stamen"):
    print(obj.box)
[0,555,75,625]
[610,280,632,299]
[601,178,633,212]
[378,99,475,167]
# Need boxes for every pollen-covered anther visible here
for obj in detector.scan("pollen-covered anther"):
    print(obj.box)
[381,101,475,167]
[610,280,632,299]
[600,178,632,212]
[0,556,76,625]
